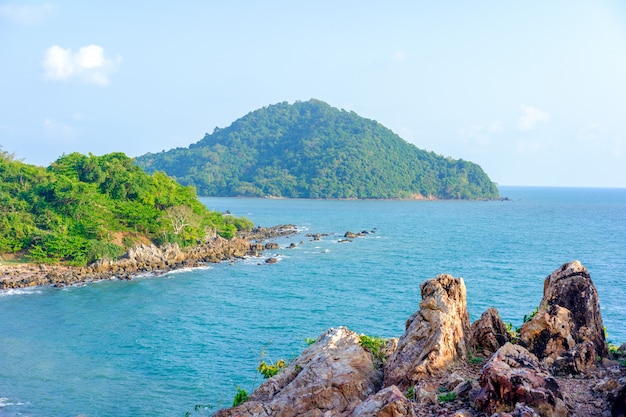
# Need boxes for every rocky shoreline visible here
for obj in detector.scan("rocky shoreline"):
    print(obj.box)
[214,261,626,417]
[0,224,297,290]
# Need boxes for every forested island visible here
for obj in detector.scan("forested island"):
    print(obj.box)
[0,150,252,267]
[135,99,499,200]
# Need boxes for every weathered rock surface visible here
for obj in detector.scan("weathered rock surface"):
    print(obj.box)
[209,261,624,417]
[383,274,471,391]
[612,383,626,417]
[214,327,383,417]
[0,224,297,290]
[474,342,568,417]
[345,385,416,417]
[519,261,608,373]
[491,403,542,417]
[470,307,512,355]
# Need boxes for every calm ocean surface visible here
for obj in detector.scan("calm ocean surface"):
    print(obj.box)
[1,186,625,416]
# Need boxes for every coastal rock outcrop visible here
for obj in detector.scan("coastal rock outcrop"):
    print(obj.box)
[0,224,297,290]
[211,261,624,416]
[214,327,383,417]
[473,342,568,417]
[346,385,416,417]
[470,307,512,355]
[519,261,608,373]
[383,274,471,391]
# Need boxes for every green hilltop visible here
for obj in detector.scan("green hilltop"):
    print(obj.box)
[0,150,252,266]
[135,99,499,200]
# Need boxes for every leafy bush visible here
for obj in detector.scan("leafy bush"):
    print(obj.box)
[257,359,287,379]
[87,241,125,263]
[359,334,389,365]
[232,386,249,407]
[523,306,539,323]
[437,391,456,403]
[0,151,254,266]
[405,385,416,400]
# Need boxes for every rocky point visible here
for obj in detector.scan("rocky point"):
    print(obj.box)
[214,261,626,417]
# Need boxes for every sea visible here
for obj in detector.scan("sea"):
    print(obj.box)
[0,186,625,417]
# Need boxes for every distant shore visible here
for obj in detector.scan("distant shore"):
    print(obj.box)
[0,225,297,291]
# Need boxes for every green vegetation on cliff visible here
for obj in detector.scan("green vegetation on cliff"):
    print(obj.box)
[135,99,499,199]
[0,149,252,266]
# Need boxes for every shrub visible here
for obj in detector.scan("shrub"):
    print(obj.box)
[359,334,388,365]
[232,386,248,407]
[257,359,287,379]
[437,391,456,403]
[523,306,539,323]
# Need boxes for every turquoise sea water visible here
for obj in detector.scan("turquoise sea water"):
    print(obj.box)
[1,186,625,416]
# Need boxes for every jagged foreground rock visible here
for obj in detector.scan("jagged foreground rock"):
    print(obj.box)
[214,262,624,417]
[383,274,471,391]
[519,260,609,374]
[214,327,406,417]
[474,343,568,416]
[470,307,512,355]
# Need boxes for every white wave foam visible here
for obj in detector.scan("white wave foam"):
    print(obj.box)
[0,287,43,297]
[164,265,213,276]
[0,397,25,407]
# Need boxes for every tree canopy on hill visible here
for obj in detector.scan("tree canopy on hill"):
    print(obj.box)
[135,99,499,200]
[0,149,252,266]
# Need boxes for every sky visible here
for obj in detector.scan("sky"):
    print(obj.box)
[1,1,626,187]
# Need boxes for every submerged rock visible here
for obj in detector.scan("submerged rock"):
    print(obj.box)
[383,274,471,391]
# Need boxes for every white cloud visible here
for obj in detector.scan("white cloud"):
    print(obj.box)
[460,121,503,146]
[0,123,13,133]
[43,117,76,141]
[0,3,54,24]
[42,45,121,85]
[487,121,503,134]
[576,124,624,159]
[515,139,544,154]
[611,137,624,158]
[576,123,601,143]
[517,105,550,131]
[392,50,407,63]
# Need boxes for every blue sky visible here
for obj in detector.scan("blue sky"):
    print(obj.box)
[1,1,626,187]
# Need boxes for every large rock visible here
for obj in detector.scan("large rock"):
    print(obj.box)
[519,261,608,373]
[470,307,512,355]
[125,243,184,264]
[214,327,383,417]
[611,382,626,417]
[473,343,568,417]
[383,274,471,391]
[346,385,416,417]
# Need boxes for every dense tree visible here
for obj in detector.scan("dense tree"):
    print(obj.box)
[0,151,251,265]
[135,99,499,199]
